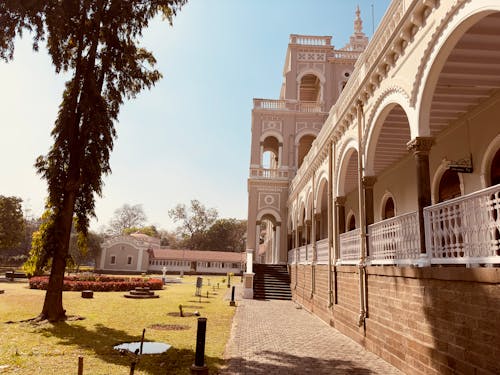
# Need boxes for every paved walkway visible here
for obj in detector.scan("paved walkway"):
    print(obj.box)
[220,286,403,375]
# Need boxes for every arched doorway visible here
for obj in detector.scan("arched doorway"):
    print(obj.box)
[438,169,461,202]
[299,74,321,102]
[382,196,395,220]
[490,148,500,186]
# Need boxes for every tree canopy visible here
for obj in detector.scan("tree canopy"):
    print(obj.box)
[0,196,25,250]
[1,0,186,321]
[168,199,218,249]
[108,203,147,235]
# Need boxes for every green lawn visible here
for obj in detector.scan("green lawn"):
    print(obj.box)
[0,276,235,374]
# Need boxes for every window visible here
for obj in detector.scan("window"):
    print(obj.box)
[207,262,211,268]
[232,263,239,268]
[110,255,116,264]
[127,256,132,265]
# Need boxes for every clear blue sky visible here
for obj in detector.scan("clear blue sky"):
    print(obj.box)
[0,0,390,232]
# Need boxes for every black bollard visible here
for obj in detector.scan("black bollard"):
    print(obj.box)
[230,285,236,306]
[191,318,208,374]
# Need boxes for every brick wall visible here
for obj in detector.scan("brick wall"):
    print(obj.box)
[290,265,500,375]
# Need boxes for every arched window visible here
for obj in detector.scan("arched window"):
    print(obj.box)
[382,197,395,220]
[347,214,356,231]
[262,136,280,169]
[298,134,316,168]
[490,148,500,186]
[299,74,321,102]
[438,169,461,202]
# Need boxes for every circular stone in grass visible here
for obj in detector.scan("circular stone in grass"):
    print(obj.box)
[149,324,190,331]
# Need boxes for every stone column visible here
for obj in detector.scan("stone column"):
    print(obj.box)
[260,144,264,167]
[275,224,281,263]
[335,196,346,235]
[363,176,377,257]
[278,143,283,168]
[407,137,434,258]
[255,221,261,264]
[243,249,254,299]
[305,219,312,261]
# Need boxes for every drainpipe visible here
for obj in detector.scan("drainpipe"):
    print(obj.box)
[356,101,367,327]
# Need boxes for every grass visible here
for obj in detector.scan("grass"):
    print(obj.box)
[0,275,235,374]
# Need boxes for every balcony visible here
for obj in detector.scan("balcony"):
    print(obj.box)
[253,99,324,113]
[288,185,500,267]
[249,167,289,180]
[289,34,331,46]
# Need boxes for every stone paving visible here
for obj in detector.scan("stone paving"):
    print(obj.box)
[219,286,403,375]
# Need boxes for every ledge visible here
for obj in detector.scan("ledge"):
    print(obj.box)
[365,265,500,284]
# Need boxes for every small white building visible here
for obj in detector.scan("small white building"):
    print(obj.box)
[97,233,245,275]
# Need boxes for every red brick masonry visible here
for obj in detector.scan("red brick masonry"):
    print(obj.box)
[291,265,500,375]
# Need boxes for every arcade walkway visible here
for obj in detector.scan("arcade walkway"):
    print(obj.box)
[220,286,403,374]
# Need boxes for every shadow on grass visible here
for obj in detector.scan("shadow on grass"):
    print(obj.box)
[39,322,224,374]
[222,350,376,375]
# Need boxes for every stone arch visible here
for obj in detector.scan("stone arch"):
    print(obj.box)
[335,138,359,197]
[480,134,500,187]
[260,130,284,145]
[296,69,326,103]
[256,208,282,225]
[364,87,413,176]
[416,2,500,137]
[314,172,329,211]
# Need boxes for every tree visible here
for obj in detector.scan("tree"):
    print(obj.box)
[168,199,218,249]
[0,196,25,251]
[108,204,147,235]
[202,218,246,252]
[68,231,102,271]
[123,225,159,238]
[2,0,186,321]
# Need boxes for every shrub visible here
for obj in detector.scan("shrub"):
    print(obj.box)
[29,275,163,292]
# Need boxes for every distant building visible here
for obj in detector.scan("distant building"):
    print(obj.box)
[97,233,244,274]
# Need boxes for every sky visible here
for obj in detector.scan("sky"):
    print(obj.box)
[0,0,390,232]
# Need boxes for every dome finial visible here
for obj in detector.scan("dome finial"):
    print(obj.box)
[354,5,363,33]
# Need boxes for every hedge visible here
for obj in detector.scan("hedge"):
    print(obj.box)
[29,275,163,292]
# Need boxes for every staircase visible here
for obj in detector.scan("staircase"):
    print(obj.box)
[253,264,292,300]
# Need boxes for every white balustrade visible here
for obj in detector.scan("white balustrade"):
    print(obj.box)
[290,34,331,46]
[339,229,361,264]
[316,238,329,264]
[249,167,288,179]
[368,212,420,265]
[424,184,500,265]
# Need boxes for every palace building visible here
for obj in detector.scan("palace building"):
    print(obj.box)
[245,2,500,374]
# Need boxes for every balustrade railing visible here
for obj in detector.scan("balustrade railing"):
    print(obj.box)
[290,34,331,46]
[249,167,288,179]
[368,211,420,265]
[424,184,500,265]
[316,238,329,264]
[339,229,360,264]
[253,99,325,113]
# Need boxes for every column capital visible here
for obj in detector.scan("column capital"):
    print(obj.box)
[407,137,434,153]
[255,220,262,226]
[314,213,321,220]
[335,196,346,206]
[362,175,377,188]
[305,219,312,226]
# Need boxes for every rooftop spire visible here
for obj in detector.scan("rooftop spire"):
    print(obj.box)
[354,5,363,34]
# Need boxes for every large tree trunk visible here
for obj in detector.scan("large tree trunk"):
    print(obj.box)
[39,188,78,321]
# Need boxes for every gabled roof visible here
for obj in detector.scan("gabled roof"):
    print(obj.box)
[149,248,245,263]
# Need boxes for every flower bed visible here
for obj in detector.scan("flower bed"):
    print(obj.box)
[29,275,163,292]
